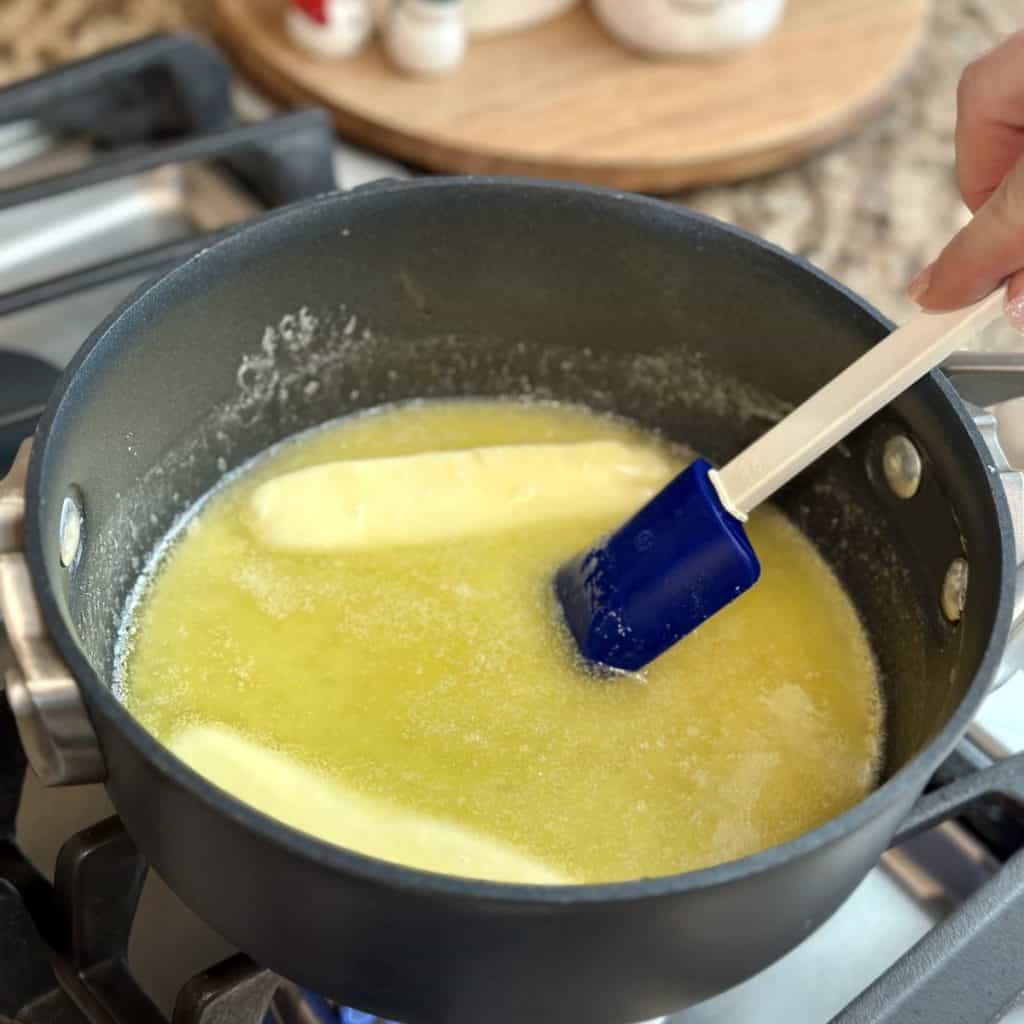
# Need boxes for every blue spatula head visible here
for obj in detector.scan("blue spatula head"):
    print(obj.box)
[555,458,761,672]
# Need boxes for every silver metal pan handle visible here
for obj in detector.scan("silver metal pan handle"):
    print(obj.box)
[0,439,104,785]
[944,350,1024,691]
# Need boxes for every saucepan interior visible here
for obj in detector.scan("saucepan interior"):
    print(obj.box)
[31,178,1003,805]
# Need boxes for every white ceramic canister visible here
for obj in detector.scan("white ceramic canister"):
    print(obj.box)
[591,0,787,57]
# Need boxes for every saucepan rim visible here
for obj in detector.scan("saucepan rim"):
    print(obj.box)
[23,177,1017,905]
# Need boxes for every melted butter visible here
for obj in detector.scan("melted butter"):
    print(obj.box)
[117,400,882,884]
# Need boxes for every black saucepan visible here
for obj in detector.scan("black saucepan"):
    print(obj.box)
[4,179,1023,1023]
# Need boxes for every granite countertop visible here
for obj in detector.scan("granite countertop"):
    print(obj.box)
[1,0,1020,343]
[681,0,1020,343]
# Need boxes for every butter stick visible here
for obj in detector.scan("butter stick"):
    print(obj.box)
[247,440,675,552]
[170,724,572,884]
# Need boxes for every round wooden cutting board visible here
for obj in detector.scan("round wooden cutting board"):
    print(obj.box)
[215,0,928,193]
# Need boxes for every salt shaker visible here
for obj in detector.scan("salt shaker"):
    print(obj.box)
[591,0,787,57]
[285,0,374,59]
[384,0,467,76]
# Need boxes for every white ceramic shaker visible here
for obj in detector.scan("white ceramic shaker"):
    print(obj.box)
[384,0,468,76]
[285,0,375,59]
[591,0,787,58]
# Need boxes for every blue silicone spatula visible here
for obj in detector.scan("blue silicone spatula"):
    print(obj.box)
[556,287,1008,672]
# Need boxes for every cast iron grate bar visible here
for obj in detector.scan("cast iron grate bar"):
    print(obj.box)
[0,108,337,215]
[172,955,280,1024]
[3,811,284,1024]
[0,34,233,150]
[53,816,283,1024]
[0,109,337,469]
[892,750,1024,845]
[832,749,1024,1023]
[0,108,337,322]
[53,817,162,1024]
[830,847,1024,1023]
[0,236,218,321]
[944,353,1024,408]
[0,353,59,480]
[929,738,1024,859]
[0,879,86,1024]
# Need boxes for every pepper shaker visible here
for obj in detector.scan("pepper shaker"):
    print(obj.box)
[384,0,467,76]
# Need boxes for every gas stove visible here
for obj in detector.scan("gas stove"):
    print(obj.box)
[2,33,1024,1024]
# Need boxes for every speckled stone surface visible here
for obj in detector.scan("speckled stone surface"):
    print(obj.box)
[679,0,1021,349]
[0,0,213,84]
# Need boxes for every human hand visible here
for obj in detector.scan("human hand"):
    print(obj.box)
[907,31,1024,331]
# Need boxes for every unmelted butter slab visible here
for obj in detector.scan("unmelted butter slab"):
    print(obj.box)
[246,440,675,552]
[170,724,573,884]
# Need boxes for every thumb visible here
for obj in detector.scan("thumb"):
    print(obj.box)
[909,155,1024,329]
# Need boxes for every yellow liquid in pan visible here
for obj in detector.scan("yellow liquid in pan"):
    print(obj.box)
[117,400,883,884]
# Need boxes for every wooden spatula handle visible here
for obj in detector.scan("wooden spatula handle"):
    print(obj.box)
[712,287,1009,520]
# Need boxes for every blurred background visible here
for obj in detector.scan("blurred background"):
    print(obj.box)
[0,0,1018,327]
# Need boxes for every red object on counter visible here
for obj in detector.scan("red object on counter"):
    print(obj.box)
[291,0,328,24]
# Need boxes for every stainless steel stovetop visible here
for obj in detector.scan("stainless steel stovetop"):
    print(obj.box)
[2,33,1024,1024]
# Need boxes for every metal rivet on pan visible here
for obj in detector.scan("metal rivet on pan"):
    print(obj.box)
[59,490,83,568]
[882,435,922,499]
[941,558,968,623]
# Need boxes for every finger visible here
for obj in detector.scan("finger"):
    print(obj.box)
[955,31,1024,212]
[1008,269,1024,334]
[911,156,1024,311]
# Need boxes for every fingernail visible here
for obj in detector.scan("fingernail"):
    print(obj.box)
[906,263,934,304]
[1007,292,1024,334]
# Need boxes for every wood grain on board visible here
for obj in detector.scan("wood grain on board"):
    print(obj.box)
[215,0,928,193]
